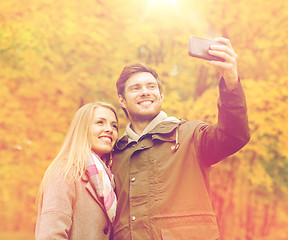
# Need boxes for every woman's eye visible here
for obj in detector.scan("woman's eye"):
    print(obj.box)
[112,125,118,130]
[96,120,104,125]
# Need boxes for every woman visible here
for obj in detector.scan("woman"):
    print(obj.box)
[35,102,118,240]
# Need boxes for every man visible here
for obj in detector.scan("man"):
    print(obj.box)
[111,37,250,239]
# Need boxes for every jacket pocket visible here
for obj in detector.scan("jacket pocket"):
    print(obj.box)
[161,224,220,240]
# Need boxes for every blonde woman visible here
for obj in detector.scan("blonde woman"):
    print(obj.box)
[35,102,118,240]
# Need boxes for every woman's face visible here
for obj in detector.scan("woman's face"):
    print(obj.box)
[89,106,118,158]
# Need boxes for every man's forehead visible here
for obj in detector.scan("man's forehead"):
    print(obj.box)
[126,72,157,86]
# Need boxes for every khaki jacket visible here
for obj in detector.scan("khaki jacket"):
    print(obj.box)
[35,172,112,240]
[112,80,250,240]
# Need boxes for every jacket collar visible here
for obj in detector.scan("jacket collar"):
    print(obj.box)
[125,111,168,141]
[116,113,182,150]
[125,111,180,140]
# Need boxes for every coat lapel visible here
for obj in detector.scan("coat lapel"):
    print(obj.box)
[81,173,105,211]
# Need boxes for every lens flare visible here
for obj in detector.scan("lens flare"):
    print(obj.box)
[147,0,178,8]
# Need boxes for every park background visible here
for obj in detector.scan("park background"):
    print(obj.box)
[0,0,287,239]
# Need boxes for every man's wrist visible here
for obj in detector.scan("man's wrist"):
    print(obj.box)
[219,76,240,91]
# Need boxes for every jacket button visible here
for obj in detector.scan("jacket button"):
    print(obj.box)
[141,144,145,148]
[131,216,136,221]
[103,227,109,234]
[131,177,136,182]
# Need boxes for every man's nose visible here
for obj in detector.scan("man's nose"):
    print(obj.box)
[140,86,150,96]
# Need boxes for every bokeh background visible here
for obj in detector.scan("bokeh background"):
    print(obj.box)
[0,0,287,239]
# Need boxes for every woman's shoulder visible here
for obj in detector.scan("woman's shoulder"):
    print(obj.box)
[43,161,78,189]
[41,167,80,207]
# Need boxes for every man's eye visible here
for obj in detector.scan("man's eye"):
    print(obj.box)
[132,87,139,91]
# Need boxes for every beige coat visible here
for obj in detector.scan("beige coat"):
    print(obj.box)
[35,172,112,240]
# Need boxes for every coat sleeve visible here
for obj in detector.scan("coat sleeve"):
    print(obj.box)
[35,174,75,240]
[196,78,250,166]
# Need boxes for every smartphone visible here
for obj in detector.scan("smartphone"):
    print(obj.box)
[188,36,225,62]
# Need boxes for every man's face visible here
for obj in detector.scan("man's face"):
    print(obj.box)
[119,72,164,122]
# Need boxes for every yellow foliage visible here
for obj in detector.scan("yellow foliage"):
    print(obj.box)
[1,0,288,238]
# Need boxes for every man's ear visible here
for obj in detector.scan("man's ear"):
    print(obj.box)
[118,95,127,109]
[160,93,164,103]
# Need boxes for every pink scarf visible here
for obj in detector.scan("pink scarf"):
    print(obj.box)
[86,152,117,223]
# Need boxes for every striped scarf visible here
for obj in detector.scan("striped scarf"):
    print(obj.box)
[86,152,117,224]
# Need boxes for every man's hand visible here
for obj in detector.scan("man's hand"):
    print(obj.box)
[207,37,238,90]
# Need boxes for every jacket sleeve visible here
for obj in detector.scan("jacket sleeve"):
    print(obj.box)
[35,174,75,240]
[196,77,250,166]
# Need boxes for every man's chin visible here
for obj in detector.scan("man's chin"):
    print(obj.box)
[130,110,160,122]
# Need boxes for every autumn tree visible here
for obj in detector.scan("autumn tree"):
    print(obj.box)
[0,0,287,239]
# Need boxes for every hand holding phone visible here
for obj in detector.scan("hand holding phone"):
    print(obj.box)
[188,36,225,62]
[189,36,239,90]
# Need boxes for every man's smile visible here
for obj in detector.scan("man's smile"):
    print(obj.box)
[138,100,154,106]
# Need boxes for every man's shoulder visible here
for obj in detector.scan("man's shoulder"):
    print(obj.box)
[176,119,207,137]
[180,119,206,127]
[171,119,205,130]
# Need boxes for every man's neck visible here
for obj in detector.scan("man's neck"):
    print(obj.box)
[130,118,153,136]
[127,111,168,138]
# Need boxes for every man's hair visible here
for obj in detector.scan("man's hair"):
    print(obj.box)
[116,63,163,97]
[116,63,163,118]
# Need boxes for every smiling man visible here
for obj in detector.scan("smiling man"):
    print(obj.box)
[112,37,250,240]
[118,71,164,134]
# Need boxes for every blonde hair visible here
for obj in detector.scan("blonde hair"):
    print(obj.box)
[36,102,118,203]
